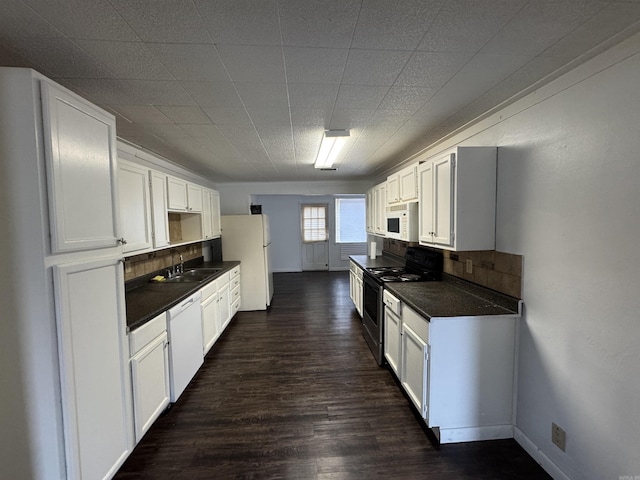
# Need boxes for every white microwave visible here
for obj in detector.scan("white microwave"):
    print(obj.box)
[386,202,418,241]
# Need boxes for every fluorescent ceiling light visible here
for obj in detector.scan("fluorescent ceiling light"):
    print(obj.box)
[314,130,350,169]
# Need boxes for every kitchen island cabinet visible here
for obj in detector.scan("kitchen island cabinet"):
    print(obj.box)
[384,277,521,445]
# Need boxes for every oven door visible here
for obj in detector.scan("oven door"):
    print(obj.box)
[362,272,384,365]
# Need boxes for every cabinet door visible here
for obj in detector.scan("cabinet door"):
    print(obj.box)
[167,176,188,211]
[131,332,169,442]
[118,160,152,253]
[384,307,402,376]
[374,184,386,235]
[432,153,454,247]
[418,161,434,244]
[201,189,213,239]
[218,282,231,332]
[150,171,170,248]
[201,292,219,353]
[53,257,133,479]
[187,183,203,212]
[41,82,120,253]
[399,165,418,202]
[355,275,363,317]
[387,174,400,204]
[401,323,429,420]
[211,190,221,238]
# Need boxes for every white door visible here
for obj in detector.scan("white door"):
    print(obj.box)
[149,170,170,248]
[418,160,434,244]
[201,189,213,239]
[432,153,454,247]
[401,323,430,420]
[53,257,133,479]
[301,204,329,271]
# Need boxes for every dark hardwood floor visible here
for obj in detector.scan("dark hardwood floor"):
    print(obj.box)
[115,271,550,480]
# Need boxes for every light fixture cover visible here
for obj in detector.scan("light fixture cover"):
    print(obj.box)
[314,130,350,169]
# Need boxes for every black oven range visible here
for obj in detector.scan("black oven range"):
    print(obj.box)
[362,247,443,365]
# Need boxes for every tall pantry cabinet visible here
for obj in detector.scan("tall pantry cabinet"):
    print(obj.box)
[0,68,133,479]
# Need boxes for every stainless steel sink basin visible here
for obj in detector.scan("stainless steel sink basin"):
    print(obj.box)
[162,268,222,283]
[185,268,223,275]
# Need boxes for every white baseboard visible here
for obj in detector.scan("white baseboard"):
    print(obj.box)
[440,424,513,444]
[272,268,302,273]
[514,428,572,480]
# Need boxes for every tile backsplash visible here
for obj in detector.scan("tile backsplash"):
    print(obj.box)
[123,244,203,282]
[382,239,522,299]
[443,250,522,298]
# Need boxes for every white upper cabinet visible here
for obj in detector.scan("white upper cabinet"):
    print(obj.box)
[202,188,213,239]
[149,170,171,249]
[41,82,120,253]
[374,182,386,236]
[418,147,497,251]
[187,183,203,212]
[167,176,188,211]
[388,164,418,206]
[117,158,152,253]
[399,164,418,202]
[211,190,221,238]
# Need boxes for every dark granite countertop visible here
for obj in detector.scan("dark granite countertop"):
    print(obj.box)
[349,254,405,270]
[125,260,240,332]
[385,274,521,320]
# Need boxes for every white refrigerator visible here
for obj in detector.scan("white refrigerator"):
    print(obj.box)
[221,214,274,311]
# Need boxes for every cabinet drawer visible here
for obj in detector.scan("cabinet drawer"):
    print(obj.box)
[230,265,240,280]
[231,284,240,303]
[229,273,241,291]
[231,298,241,316]
[402,305,429,343]
[129,312,167,356]
[382,290,401,316]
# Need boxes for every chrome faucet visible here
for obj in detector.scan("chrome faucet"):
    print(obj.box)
[169,249,184,278]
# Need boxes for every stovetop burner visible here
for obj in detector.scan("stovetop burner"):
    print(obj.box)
[365,247,443,283]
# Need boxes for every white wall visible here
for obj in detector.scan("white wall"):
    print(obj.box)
[252,194,363,272]
[409,33,640,480]
[216,180,371,215]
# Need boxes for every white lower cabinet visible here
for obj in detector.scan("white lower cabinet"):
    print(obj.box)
[388,295,518,444]
[349,261,363,317]
[129,312,170,443]
[201,266,241,354]
[383,290,402,376]
[53,257,133,480]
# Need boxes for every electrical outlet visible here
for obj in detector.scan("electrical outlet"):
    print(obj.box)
[551,423,566,451]
[465,259,473,274]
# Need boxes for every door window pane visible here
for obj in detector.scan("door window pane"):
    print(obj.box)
[302,205,327,243]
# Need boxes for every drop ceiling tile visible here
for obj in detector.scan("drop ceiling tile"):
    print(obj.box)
[351,0,444,50]
[542,2,640,59]
[395,51,472,87]
[156,106,212,124]
[246,106,292,126]
[142,123,190,141]
[181,124,224,138]
[329,108,376,129]
[109,0,210,43]
[418,0,526,53]
[335,85,389,109]
[202,106,252,125]
[66,78,196,106]
[480,0,605,56]
[234,82,289,107]
[283,47,348,84]
[377,86,437,111]
[75,40,174,80]
[367,109,416,126]
[113,106,171,124]
[279,0,361,48]
[291,108,330,127]
[0,0,60,39]
[21,0,139,41]
[144,43,228,82]
[6,37,114,79]
[293,126,323,157]
[287,83,339,109]
[342,49,411,86]
[180,81,243,107]
[255,125,295,161]
[195,0,280,46]
[215,125,271,163]
[0,43,33,68]
[217,45,285,83]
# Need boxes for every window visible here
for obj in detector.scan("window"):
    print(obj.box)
[301,204,327,242]
[335,197,366,243]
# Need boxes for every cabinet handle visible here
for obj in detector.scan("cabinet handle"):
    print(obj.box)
[118,238,127,245]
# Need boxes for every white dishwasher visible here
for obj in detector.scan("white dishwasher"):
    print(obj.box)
[166,291,203,402]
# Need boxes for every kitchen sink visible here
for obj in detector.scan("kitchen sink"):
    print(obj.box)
[162,268,222,283]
